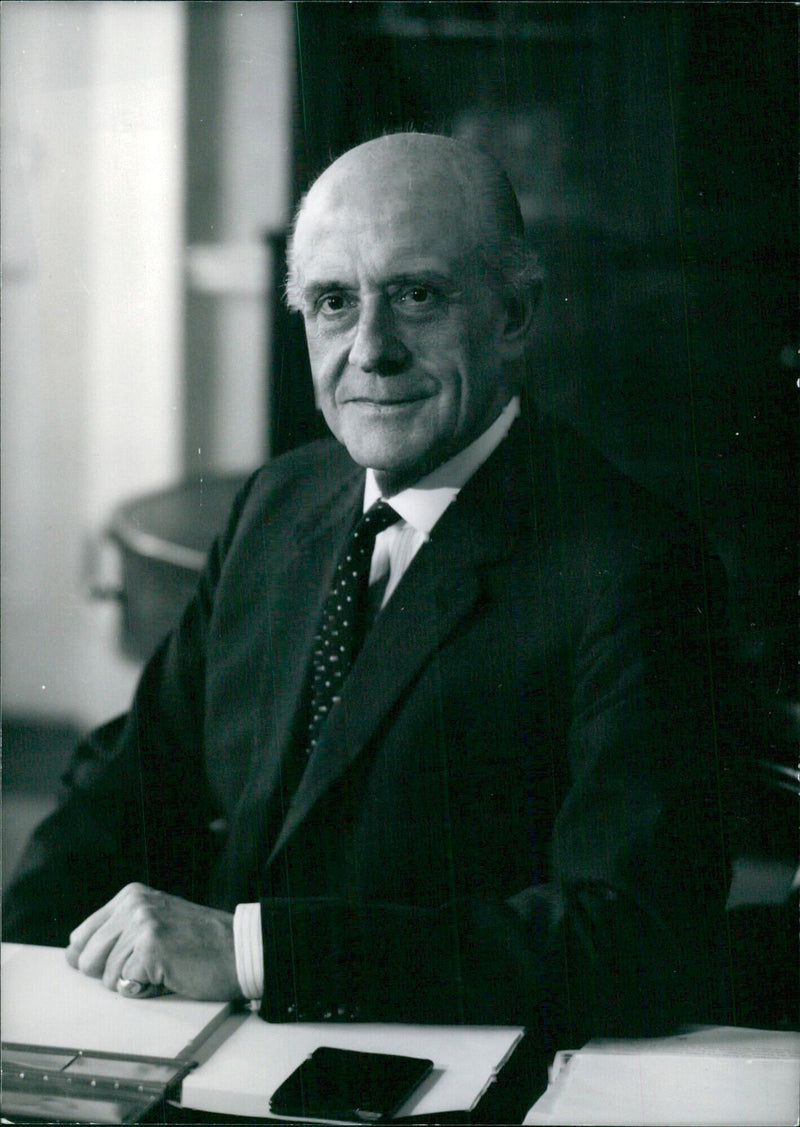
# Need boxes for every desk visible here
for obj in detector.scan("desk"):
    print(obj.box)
[2,944,798,1125]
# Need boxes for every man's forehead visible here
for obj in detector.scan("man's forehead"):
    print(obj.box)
[294,190,480,283]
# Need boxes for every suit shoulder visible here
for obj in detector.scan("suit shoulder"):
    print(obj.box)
[528,413,705,560]
[237,438,359,520]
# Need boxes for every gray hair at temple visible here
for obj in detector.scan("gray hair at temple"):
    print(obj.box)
[284,132,542,312]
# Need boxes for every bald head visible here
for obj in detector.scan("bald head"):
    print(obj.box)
[287,133,538,309]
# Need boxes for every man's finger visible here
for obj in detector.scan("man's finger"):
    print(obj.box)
[100,929,139,990]
[65,883,150,968]
[102,899,166,992]
[79,925,127,980]
[66,903,115,966]
[103,927,167,994]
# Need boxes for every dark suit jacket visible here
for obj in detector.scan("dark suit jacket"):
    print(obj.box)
[4,411,732,1047]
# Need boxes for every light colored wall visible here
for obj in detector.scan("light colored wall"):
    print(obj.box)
[185,0,294,470]
[2,1,186,726]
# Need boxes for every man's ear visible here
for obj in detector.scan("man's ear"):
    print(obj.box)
[498,284,539,358]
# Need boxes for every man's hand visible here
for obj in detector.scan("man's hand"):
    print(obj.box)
[65,883,241,1001]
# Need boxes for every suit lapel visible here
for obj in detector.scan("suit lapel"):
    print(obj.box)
[226,464,364,848]
[267,422,534,864]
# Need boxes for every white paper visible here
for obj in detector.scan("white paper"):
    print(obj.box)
[525,1026,800,1126]
[181,1012,523,1120]
[1,943,232,1060]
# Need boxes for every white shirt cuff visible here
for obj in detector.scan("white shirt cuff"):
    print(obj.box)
[233,902,264,1000]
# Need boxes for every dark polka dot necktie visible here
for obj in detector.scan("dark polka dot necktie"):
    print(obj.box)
[306,500,400,754]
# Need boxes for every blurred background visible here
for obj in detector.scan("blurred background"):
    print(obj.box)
[2,1,798,988]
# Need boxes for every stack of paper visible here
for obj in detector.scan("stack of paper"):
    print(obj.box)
[524,1026,800,1126]
[181,1013,524,1120]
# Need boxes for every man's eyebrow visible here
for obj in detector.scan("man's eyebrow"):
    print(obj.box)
[384,271,458,290]
[300,271,459,301]
[300,280,354,301]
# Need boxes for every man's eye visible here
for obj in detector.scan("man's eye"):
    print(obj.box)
[400,285,434,304]
[316,293,353,316]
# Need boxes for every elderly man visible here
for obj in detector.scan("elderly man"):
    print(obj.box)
[4,134,729,1047]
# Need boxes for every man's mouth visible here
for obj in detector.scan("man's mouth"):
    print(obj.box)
[346,392,434,407]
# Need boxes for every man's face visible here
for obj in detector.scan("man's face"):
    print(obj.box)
[291,160,518,492]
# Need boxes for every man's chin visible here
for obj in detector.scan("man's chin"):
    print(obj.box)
[342,439,441,493]
[338,423,434,469]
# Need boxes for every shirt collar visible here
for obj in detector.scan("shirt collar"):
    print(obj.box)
[364,396,520,535]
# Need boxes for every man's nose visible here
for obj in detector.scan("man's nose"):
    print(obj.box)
[348,297,410,373]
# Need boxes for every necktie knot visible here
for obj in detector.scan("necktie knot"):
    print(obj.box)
[357,499,400,535]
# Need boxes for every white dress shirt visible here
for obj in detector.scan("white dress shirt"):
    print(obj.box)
[233,396,520,1000]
